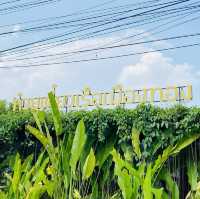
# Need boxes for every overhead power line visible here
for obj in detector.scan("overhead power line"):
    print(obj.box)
[4,32,200,62]
[1,1,199,36]
[0,0,191,54]
[1,42,200,69]
[0,0,161,28]
[0,0,62,15]
[5,4,200,59]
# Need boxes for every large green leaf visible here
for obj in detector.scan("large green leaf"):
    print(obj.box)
[32,110,44,132]
[171,133,200,155]
[152,134,200,180]
[61,133,73,190]
[70,119,87,175]
[12,153,21,195]
[143,164,152,199]
[82,148,96,180]
[152,146,173,176]
[187,161,198,191]
[21,154,33,173]
[48,92,63,136]
[132,128,141,159]
[159,168,179,199]
[26,125,49,147]
[111,149,133,199]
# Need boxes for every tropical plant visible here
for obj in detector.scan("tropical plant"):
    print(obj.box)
[1,91,200,199]
[111,127,200,199]
[25,92,97,199]
[0,91,119,199]
[186,161,200,199]
[159,168,179,199]
[0,152,49,199]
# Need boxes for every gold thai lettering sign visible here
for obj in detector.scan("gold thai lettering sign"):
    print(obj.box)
[13,85,193,111]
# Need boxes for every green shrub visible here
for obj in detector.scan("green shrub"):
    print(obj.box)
[0,105,200,161]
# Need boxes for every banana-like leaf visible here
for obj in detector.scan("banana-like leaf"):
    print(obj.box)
[82,148,96,180]
[132,128,141,159]
[70,119,87,175]
[152,134,200,180]
[26,126,56,164]
[22,154,33,173]
[152,146,173,176]
[26,125,49,148]
[61,133,73,190]
[143,164,152,199]
[80,137,95,171]
[12,153,21,195]
[32,110,44,132]
[159,168,179,199]
[187,161,198,191]
[171,133,200,155]
[111,149,133,199]
[48,92,63,136]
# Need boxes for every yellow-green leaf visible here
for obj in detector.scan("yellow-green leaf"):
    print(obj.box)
[70,119,87,175]
[82,148,96,180]
[143,164,152,199]
[48,92,63,136]
[26,125,49,148]
[171,133,200,155]
[12,153,21,195]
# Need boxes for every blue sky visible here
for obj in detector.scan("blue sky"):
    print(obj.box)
[0,0,199,107]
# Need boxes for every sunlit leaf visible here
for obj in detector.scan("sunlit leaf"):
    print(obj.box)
[26,125,49,148]
[48,92,63,136]
[12,153,21,195]
[70,119,87,175]
[187,161,198,191]
[82,148,96,180]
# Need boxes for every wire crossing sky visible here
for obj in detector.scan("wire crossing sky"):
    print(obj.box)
[0,0,199,106]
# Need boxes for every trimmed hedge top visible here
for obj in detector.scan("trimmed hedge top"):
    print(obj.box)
[0,104,200,162]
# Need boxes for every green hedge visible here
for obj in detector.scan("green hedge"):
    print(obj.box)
[0,104,200,163]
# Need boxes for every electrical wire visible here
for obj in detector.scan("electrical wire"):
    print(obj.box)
[4,33,200,62]
[0,0,161,28]
[0,0,191,54]
[0,42,199,69]
[3,0,199,58]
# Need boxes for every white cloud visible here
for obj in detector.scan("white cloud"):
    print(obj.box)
[118,52,199,88]
[0,28,199,106]
[0,34,121,100]
[118,51,200,105]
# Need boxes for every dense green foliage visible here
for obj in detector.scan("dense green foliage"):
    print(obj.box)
[0,104,200,164]
[0,94,200,198]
